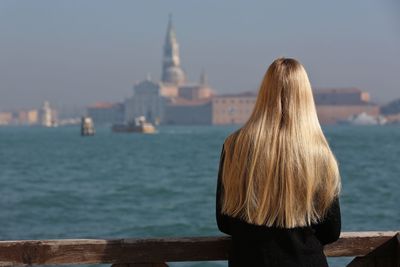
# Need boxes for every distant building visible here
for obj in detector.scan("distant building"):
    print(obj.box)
[1,108,42,126]
[316,105,379,124]
[164,98,212,125]
[177,73,214,100]
[87,102,124,125]
[99,17,381,126]
[124,79,165,124]
[380,99,400,124]
[314,88,379,124]
[380,98,400,115]
[212,92,257,125]
[39,101,56,127]
[161,14,186,87]
[0,102,58,126]
[210,88,379,125]
[314,88,370,105]
[124,16,215,125]
[17,110,28,125]
[0,112,13,125]
[27,109,39,125]
[15,108,41,126]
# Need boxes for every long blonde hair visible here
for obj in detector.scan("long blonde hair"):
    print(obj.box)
[221,58,341,228]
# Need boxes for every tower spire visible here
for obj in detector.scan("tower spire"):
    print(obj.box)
[165,13,176,45]
[161,14,185,85]
[200,69,208,85]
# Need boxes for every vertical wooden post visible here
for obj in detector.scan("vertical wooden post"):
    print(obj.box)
[347,233,400,267]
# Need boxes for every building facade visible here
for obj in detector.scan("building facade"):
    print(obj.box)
[124,79,165,124]
[87,102,124,125]
[316,105,379,124]
[124,16,214,125]
[95,17,381,126]
[212,92,257,125]
[211,89,379,125]
[164,99,212,125]
[314,88,370,105]
[313,88,378,124]
[0,112,13,125]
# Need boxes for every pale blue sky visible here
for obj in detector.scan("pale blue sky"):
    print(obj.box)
[0,0,399,110]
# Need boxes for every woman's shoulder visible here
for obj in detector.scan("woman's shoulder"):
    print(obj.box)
[223,128,242,146]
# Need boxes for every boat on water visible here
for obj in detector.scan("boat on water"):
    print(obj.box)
[338,112,387,126]
[112,116,156,134]
[81,116,95,136]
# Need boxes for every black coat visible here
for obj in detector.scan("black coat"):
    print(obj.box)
[216,146,341,267]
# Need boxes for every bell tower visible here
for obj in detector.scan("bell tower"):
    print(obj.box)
[161,15,185,85]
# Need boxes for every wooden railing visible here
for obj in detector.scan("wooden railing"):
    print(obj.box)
[0,231,399,267]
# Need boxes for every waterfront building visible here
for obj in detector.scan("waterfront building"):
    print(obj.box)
[87,102,124,125]
[39,101,52,127]
[118,17,380,126]
[39,101,58,127]
[380,98,400,115]
[164,98,212,125]
[177,72,214,101]
[163,71,214,124]
[124,16,215,125]
[380,98,400,124]
[26,109,39,125]
[314,88,371,105]
[0,112,13,125]
[124,79,165,124]
[17,110,29,125]
[313,88,379,124]
[210,89,379,125]
[211,92,257,125]
[1,109,40,126]
[315,105,379,124]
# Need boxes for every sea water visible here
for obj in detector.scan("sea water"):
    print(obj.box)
[1,125,399,267]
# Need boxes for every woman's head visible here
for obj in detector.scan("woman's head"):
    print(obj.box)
[251,58,319,132]
[221,57,341,228]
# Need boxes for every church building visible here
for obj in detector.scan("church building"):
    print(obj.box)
[124,16,214,125]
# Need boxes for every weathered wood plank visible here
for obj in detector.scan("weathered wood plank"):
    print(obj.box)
[0,236,230,266]
[324,231,399,257]
[346,233,400,267]
[112,263,169,267]
[0,232,398,266]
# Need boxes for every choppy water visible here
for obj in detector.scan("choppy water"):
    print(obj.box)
[0,125,399,267]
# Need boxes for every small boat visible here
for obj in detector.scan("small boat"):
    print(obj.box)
[338,112,387,126]
[81,116,95,136]
[112,116,156,134]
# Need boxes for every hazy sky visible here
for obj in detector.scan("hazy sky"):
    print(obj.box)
[0,0,399,110]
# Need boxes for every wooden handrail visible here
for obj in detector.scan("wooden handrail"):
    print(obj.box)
[0,231,398,266]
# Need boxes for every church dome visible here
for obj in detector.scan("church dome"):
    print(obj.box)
[163,66,185,85]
